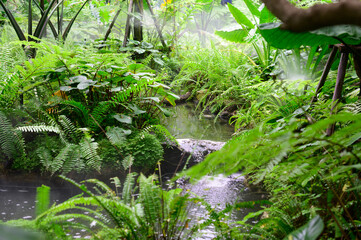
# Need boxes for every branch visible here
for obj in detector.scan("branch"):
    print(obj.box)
[261,0,361,32]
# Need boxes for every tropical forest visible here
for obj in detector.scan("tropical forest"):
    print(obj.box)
[0,0,361,238]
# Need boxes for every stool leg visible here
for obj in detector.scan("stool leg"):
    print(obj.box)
[327,52,349,136]
[352,53,361,97]
[311,46,338,103]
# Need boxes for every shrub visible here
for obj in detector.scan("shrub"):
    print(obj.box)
[121,133,163,170]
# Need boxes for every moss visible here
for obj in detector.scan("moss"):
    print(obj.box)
[122,133,163,170]
[98,139,122,169]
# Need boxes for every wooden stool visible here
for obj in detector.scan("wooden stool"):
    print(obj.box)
[311,44,361,135]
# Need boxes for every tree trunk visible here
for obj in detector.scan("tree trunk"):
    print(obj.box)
[133,0,143,42]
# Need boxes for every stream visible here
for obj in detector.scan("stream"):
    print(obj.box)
[0,104,266,239]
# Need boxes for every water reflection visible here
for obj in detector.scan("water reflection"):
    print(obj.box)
[0,104,263,239]
[0,173,266,239]
[162,103,234,142]
[0,177,79,222]
[179,174,267,239]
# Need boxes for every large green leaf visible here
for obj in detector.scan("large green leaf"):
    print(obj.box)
[313,24,361,42]
[243,0,260,18]
[113,114,132,124]
[283,215,324,240]
[35,185,50,217]
[259,4,276,24]
[259,23,361,49]
[228,3,254,29]
[215,29,248,43]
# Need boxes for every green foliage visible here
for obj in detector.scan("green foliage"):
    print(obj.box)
[121,133,164,170]
[215,1,279,80]
[0,224,45,240]
[0,0,90,51]
[0,111,26,161]
[184,112,361,239]
[32,174,199,239]
[141,124,178,146]
[14,114,102,174]
[284,215,324,240]
[0,40,178,173]
[35,185,51,217]
[0,38,25,81]
[174,43,264,118]
[260,23,361,49]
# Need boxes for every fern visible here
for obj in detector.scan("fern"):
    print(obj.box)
[83,178,115,197]
[58,115,83,144]
[106,126,128,146]
[33,173,200,239]
[122,173,137,205]
[50,144,80,175]
[184,112,361,239]
[111,77,155,104]
[61,100,90,126]
[141,124,178,146]
[88,101,111,132]
[343,100,361,114]
[110,177,122,196]
[79,136,101,172]
[15,54,55,82]
[138,174,162,227]
[122,155,134,171]
[0,111,26,160]
[16,125,60,133]
[36,147,54,172]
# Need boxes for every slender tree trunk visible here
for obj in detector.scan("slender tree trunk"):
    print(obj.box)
[133,0,143,42]
[123,0,134,47]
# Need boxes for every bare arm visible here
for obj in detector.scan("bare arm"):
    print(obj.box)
[261,0,361,32]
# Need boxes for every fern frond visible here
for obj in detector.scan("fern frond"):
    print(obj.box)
[15,55,55,81]
[89,101,111,132]
[122,155,134,171]
[58,115,83,144]
[138,174,161,227]
[36,147,53,172]
[16,125,60,133]
[50,144,80,175]
[79,136,101,172]
[122,173,137,204]
[343,100,361,114]
[106,126,128,146]
[83,179,116,197]
[0,111,26,159]
[111,78,155,104]
[110,177,122,195]
[61,100,90,126]
[141,124,178,146]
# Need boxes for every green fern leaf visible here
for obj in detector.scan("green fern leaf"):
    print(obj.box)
[58,115,83,144]
[0,111,26,159]
[79,136,101,172]
[16,125,60,133]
